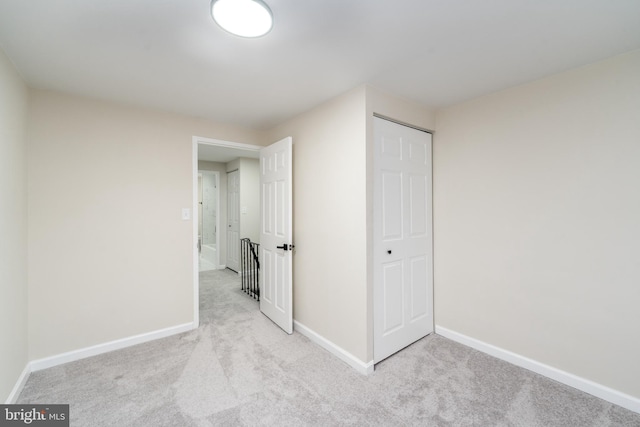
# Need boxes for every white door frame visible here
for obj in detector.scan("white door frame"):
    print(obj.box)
[192,136,263,327]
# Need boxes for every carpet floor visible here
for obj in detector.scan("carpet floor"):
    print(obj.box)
[17,269,640,426]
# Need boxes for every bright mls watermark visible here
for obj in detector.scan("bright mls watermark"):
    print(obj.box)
[0,405,68,426]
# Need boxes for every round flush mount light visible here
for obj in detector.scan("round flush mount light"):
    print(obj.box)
[211,0,273,38]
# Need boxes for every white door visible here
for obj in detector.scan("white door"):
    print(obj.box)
[259,137,293,334]
[227,169,240,272]
[373,117,433,363]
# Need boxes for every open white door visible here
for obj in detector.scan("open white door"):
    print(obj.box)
[259,137,293,334]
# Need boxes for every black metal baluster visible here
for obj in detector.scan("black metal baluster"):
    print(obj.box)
[253,242,257,300]
[245,239,248,295]
[245,239,248,293]
[251,247,255,299]
[241,238,244,292]
[253,243,260,301]
[239,238,260,301]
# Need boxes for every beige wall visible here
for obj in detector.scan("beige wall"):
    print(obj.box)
[266,86,369,361]
[27,90,261,360]
[0,49,29,402]
[434,51,640,398]
[364,86,436,361]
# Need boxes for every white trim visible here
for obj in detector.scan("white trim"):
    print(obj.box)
[192,136,263,331]
[193,136,264,152]
[372,113,435,134]
[294,320,374,375]
[5,364,31,404]
[435,326,640,414]
[30,322,195,372]
[192,138,200,327]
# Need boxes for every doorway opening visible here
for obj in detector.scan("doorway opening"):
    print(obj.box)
[192,136,263,327]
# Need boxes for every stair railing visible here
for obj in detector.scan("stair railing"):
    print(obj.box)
[240,238,260,301]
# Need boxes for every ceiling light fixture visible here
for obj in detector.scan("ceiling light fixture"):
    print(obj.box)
[210,0,273,38]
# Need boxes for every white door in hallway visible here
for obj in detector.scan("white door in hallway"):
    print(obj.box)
[260,137,293,334]
[227,169,240,272]
[373,117,433,363]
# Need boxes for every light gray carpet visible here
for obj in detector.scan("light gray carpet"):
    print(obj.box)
[18,269,640,426]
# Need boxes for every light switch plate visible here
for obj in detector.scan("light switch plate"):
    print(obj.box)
[182,208,191,220]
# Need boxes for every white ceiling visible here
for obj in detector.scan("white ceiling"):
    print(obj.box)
[1,1,639,130]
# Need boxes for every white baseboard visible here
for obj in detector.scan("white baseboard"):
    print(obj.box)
[30,322,196,372]
[5,364,31,404]
[294,320,373,375]
[435,326,640,414]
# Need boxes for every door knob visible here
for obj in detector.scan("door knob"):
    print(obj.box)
[277,244,288,251]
